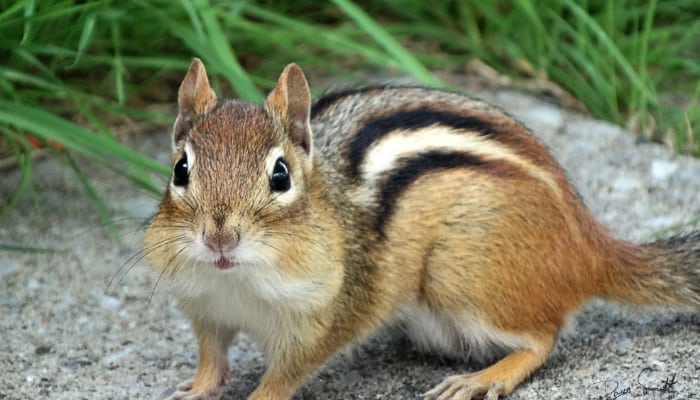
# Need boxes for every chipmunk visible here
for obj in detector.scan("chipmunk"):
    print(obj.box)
[144,58,700,400]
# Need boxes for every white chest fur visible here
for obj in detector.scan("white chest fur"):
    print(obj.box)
[166,261,330,349]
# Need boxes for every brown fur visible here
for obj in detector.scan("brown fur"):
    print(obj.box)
[144,59,700,400]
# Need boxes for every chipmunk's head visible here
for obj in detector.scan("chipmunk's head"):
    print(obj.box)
[144,59,330,301]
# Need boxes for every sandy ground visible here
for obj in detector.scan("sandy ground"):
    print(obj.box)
[1,83,698,400]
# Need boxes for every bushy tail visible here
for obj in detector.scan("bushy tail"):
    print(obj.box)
[598,230,700,309]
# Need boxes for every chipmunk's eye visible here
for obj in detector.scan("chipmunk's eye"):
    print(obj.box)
[270,157,290,192]
[173,153,189,187]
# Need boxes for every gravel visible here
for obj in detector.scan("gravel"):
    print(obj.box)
[1,84,698,400]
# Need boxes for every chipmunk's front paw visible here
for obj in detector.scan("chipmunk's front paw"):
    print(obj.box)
[163,378,224,400]
[424,374,505,400]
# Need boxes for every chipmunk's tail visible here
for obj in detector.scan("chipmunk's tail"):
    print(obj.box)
[597,230,700,309]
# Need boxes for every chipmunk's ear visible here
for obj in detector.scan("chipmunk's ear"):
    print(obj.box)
[265,63,312,157]
[173,58,217,150]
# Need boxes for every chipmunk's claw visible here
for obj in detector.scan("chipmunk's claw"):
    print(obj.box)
[424,374,504,400]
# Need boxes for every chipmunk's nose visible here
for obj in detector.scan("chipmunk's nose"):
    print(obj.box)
[204,230,239,253]
[203,204,240,253]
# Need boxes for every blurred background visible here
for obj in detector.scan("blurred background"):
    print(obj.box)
[1,0,699,239]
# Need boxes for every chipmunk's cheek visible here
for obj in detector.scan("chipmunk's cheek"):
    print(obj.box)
[235,239,278,268]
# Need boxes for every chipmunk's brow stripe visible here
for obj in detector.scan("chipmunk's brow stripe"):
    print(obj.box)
[348,108,500,178]
[375,151,488,236]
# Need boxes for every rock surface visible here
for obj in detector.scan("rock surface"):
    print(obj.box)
[1,83,698,400]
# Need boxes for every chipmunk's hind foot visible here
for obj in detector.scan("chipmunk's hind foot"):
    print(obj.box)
[164,377,225,400]
[424,374,504,400]
[424,345,551,400]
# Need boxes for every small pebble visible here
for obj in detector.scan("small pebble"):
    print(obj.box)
[612,176,642,192]
[34,345,52,356]
[518,104,564,131]
[650,159,678,181]
[98,294,123,312]
[102,346,134,366]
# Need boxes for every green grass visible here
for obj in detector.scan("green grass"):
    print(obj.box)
[1,0,699,234]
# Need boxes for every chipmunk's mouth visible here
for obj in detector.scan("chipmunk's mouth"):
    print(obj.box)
[215,256,234,270]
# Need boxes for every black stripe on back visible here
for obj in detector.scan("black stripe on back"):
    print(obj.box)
[311,86,390,118]
[375,151,487,236]
[348,107,501,178]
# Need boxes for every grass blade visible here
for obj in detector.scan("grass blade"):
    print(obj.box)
[0,100,168,176]
[0,130,34,221]
[331,0,444,88]
[72,11,96,67]
[561,0,657,109]
[0,243,62,253]
[195,0,262,101]
[63,151,124,246]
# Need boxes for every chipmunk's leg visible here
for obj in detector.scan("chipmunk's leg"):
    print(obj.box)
[167,319,236,400]
[246,333,350,400]
[424,338,554,400]
[245,352,322,400]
